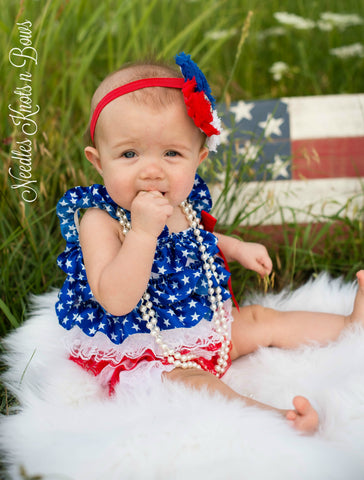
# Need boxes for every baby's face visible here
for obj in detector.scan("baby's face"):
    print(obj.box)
[89,94,208,211]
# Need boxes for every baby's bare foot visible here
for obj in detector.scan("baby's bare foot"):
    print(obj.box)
[348,270,364,324]
[286,396,319,434]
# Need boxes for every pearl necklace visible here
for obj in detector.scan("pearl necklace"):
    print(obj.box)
[116,200,230,377]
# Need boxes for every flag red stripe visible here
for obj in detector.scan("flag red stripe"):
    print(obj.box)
[291,137,364,179]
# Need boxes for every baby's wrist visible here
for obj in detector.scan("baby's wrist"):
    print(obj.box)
[129,227,160,244]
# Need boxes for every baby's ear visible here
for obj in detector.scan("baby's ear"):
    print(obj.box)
[199,146,209,165]
[84,146,103,175]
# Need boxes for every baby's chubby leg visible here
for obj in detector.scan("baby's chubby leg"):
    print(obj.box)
[164,368,318,434]
[165,271,364,434]
[230,270,364,358]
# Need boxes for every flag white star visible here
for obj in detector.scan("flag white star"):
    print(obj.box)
[237,140,260,161]
[258,114,284,137]
[230,101,254,122]
[267,155,290,179]
[219,127,231,145]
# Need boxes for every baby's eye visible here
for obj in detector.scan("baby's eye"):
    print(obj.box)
[165,150,179,157]
[122,151,136,159]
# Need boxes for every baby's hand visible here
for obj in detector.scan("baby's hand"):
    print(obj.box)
[234,241,272,278]
[130,191,173,238]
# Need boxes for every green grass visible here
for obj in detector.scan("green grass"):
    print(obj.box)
[0,2,363,471]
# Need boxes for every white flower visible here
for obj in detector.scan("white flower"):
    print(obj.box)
[269,61,289,81]
[330,43,364,59]
[319,12,363,31]
[274,12,315,30]
[316,20,333,31]
[257,27,286,40]
[205,28,238,41]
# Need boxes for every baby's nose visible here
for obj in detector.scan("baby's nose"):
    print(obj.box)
[140,159,165,179]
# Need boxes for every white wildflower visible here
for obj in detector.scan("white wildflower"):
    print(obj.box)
[330,43,364,59]
[319,12,363,31]
[257,27,286,40]
[316,20,333,31]
[269,61,289,81]
[205,28,238,41]
[274,12,315,30]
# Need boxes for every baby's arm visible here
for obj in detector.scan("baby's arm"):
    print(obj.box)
[215,233,272,278]
[79,191,173,316]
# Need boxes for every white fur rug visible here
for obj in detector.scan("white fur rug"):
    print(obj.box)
[2,273,364,480]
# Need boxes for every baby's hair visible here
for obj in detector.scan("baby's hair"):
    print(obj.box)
[83,57,184,147]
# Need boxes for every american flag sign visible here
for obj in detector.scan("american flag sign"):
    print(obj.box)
[212,94,364,225]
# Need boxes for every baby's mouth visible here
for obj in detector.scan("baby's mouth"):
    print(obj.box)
[139,190,167,197]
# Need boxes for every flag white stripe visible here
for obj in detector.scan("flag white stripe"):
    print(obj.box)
[284,94,364,140]
[211,177,364,226]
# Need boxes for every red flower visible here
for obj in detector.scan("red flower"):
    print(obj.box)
[182,78,220,137]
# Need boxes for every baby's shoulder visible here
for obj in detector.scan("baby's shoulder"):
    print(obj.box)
[80,207,118,230]
[79,207,123,248]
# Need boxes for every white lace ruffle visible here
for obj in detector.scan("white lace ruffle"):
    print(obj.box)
[63,300,233,365]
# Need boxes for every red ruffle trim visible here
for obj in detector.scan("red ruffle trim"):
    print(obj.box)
[70,341,232,396]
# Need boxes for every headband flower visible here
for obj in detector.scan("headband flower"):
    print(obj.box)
[175,52,222,152]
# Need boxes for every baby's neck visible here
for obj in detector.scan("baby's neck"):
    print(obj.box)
[166,206,190,233]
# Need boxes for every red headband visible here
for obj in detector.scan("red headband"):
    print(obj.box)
[90,77,185,142]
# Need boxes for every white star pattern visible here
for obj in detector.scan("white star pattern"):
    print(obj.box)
[55,178,231,346]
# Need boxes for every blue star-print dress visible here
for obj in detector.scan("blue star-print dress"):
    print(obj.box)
[56,174,233,392]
